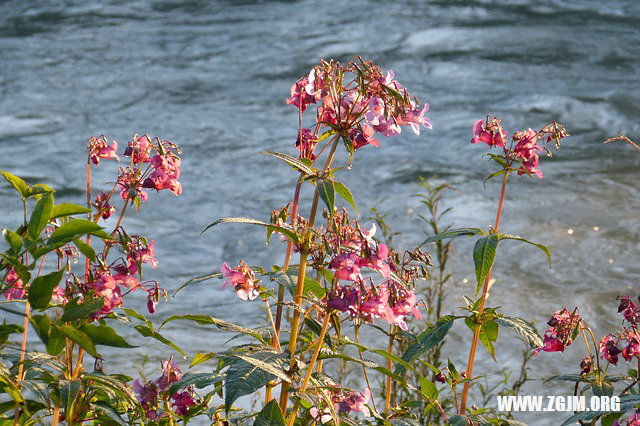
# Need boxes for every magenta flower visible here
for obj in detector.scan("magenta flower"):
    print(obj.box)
[221,261,260,301]
[623,331,640,362]
[536,308,580,354]
[579,356,592,374]
[92,273,124,318]
[126,238,158,275]
[619,295,639,324]
[338,388,371,417]
[295,128,319,160]
[349,125,379,150]
[285,70,319,112]
[93,192,115,221]
[171,391,195,416]
[89,135,120,165]
[124,134,153,164]
[600,334,622,365]
[329,253,362,282]
[471,119,507,148]
[142,153,182,196]
[118,168,148,203]
[3,268,25,300]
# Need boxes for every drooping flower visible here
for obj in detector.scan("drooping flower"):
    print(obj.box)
[142,153,182,196]
[600,334,622,365]
[619,295,639,324]
[118,167,148,203]
[623,331,640,362]
[310,407,332,424]
[580,357,592,375]
[295,128,319,160]
[221,261,260,301]
[349,125,379,150]
[536,308,581,354]
[285,71,319,112]
[93,192,115,221]
[471,118,507,148]
[89,135,119,165]
[171,390,195,416]
[126,238,158,276]
[513,129,543,179]
[124,134,153,164]
[398,104,432,135]
[338,388,371,417]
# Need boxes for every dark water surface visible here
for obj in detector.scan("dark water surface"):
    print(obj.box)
[1,0,640,422]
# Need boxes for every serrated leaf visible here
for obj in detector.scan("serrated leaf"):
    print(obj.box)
[3,229,22,252]
[0,170,29,198]
[420,228,483,246]
[473,235,499,294]
[82,373,137,406]
[202,217,299,244]
[55,324,99,358]
[191,352,216,367]
[173,272,222,296]
[47,219,110,247]
[28,269,65,310]
[273,267,326,299]
[254,399,285,426]
[50,203,91,220]
[465,317,498,361]
[316,179,335,215]
[499,234,552,267]
[396,316,454,376]
[591,381,614,397]
[168,372,222,395]
[90,401,128,426]
[60,380,81,419]
[28,193,53,239]
[257,150,315,176]
[225,350,289,414]
[61,297,105,322]
[483,168,508,187]
[73,238,96,262]
[79,324,136,348]
[495,315,543,348]
[161,314,267,343]
[560,394,640,425]
[133,324,185,357]
[333,181,358,214]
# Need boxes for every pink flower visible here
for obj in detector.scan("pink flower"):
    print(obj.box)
[398,104,432,135]
[365,97,386,126]
[338,388,371,417]
[600,334,622,365]
[3,268,25,300]
[580,356,592,374]
[372,116,401,137]
[310,407,332,424]
[93,273,124,318]
[518,155,543,179]
[142,154,182,196]
[286,71,319,112]
[126,239,158,276]
[623,331,640,362]
[124,134,153,164]
[89,136,120,165]
[349,125,379,150]
[471,119,507,148]
[295,128,318,160]
[118,168,148,203]
[156,358,182,391]
[536,308,580,354]
[619,295,639,324]
[93,192,115,221]
[221,261,260,301]
[172,391,195,416]
[329,253,362,281]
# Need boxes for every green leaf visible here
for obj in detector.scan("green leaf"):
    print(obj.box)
[420,228,483,246]
[473,235,499,294]
[254,399,285,426]
[162,314,267,343]
[60,380,81,420]
[499,234,552,267]
[544,374,592,384]
[448,415,470,426]
[418,376,438,399]
[191,352,216,368]
[333,181,358,214]
[225,350,290,414]
[168,372,222,395]
[82,373,137,406]
[0,369,26,405]
[257,150,315,176]
[274,268,326,299]
[202,217,299,244]
[465,317,498,361]
[25,184,54,198]
[27,269,65,310]
[0,170,28,198]
[72,238,96,262]
[2,229,22,252]
[79,324,136,348]
[0,322,23,345]
[55,324,99,358]
[61,297,105,322]
[133,324,185,357]
[50,203,91,220]
[495,315,543,348]
[1,254,31,284]
[47,219,110,248]
[30,314,64,355]
[316,179,335,215]
[591,381,614,397]
[396,316,455,376]
[483,168,508,187]
[28,193,53,239]
[173,272,222,296]
[90,401,128,426]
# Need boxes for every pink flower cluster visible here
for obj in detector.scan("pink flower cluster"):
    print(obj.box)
[221,261,260,301]
[536,308,581,354]
[471,116,569,179]
[89,135,119,165]
[310,386,371,423]
[3,268,25,300]
[286,59,431,159]
[93,192,115,221]
[614,413,640,426]
[133,358,197,420]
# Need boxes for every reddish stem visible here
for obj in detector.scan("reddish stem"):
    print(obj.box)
[459,171,509,413]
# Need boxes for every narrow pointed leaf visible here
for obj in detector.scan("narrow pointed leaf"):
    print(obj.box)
[73,238,96,262]
[0,170,28,198]
[257,150,315,176]
[333,181,358,214]
[499,234,552,267]
[79,324,136,348]
[396,316,455,376]
[47,219,110,247]
[61,297,105,322]
[55,325,99,358]
[28,193,53,239]
[202,217,298,244]
[162,314,267,343]
[495,315,543,348]
[473,235,499,294]
[254,399,285,426]
[420,228,483,246]
[3,229,22,252]
[50,203,91,219]
[316,179,335,215]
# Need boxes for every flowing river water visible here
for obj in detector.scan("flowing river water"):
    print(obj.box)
[1,0,640,423]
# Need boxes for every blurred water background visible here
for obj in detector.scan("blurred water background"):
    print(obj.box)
[1,0,640,422]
